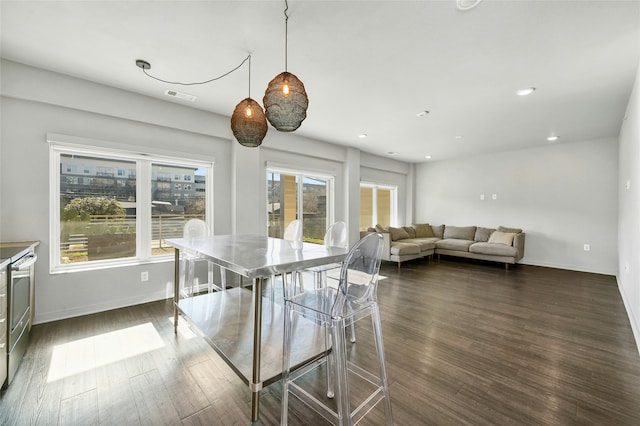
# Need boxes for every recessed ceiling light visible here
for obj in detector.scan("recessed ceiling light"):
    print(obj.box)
[358,133,368,139]
[547,135,559,142]
[516,87,536,96]
[386,151,398,156]
[454,135,462,139]
[425,155,432,159]
[416,110,430,117]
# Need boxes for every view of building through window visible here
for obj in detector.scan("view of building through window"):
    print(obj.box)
[151,163,206,258]
[267,171,330,244]
[57,152,208,266]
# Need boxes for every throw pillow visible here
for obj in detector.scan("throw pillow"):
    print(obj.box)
[388,226,411,241]
[443,226,476,240]
[475,227,495,242]
[498,226,522,234]
[488,230,517,245]
[414,223,434,238]
[374,224,386,232]
[431,224,445,239]
[403,226,416,238]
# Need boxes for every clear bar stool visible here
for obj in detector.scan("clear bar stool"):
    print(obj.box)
[304,221,348,289]
[270,219,303,299]
[281,232,393,425]
[180,218,226,296]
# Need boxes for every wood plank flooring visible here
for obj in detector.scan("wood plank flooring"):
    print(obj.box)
[2,258,640,425]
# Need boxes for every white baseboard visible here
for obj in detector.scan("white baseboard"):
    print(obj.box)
[519,259,616,276]
[617,275,640,356]
[33,291,171,325]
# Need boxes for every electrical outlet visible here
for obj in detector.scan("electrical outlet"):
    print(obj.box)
[141,271,149,282]
[583,244,590,252]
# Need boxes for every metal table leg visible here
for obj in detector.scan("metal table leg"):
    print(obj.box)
[174,248,180,334]
[251,276,263,423]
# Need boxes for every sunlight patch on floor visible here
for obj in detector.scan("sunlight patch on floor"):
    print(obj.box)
[47,322,165,382]
[167,315,198,339]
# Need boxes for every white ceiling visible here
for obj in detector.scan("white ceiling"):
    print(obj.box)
[2,0,639,163]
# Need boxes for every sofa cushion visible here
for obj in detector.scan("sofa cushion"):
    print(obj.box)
[435,239,475,252]
[474,227,495,242]
[488,230,517,245]
[390,242,421,256]
[431,224,445,239]
[403,226,417,238]
[498,226,523,234]
[443,226,477,240]
[388,226,411,241]
[414,223,434,238]
[469,242,517,257]
[402,238,437,251]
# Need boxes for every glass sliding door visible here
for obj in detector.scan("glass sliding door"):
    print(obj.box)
[302,176,328,244]
[267,172,298,239]
[267,170,332,244]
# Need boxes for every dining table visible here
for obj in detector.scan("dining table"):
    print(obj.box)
[166,234,348,424]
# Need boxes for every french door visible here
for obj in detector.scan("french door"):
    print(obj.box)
[267,170,333,244]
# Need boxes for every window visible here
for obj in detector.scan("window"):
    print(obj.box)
[360,183,397,231]
[267,169,333,244]
[50,143,212,272]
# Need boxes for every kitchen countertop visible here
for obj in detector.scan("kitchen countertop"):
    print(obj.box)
[0,241,40,262]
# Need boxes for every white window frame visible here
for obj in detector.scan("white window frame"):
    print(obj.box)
[266,165,336,234]
[49,135,214,273]
[360,182,398,228]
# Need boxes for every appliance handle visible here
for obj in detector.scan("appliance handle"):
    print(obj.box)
[12,253,38,271]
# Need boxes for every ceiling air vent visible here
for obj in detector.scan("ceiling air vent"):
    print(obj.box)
[164,89,197,102]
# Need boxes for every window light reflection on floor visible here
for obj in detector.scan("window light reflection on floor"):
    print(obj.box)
[47,322,165,383]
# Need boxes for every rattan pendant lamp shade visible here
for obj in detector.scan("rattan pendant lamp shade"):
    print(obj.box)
[264,72,307,132]
[231,98,267,147]
[263,0,308,132]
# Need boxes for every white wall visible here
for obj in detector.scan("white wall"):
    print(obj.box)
[0,59,412,323]
[415,139,619,275]
[618,63,640,352]
[0,93,235,323]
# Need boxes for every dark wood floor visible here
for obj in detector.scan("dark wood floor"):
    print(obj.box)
[2,258,640,425]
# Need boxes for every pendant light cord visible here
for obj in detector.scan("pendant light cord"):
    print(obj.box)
[248,55,252,98]
[284,0,289,72]
[141,54,251,86]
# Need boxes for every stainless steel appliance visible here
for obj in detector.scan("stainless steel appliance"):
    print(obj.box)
[0,244,37,387]
[0,259,8,389]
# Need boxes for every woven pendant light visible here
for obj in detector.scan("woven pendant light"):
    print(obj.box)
[263,0,308,132]
[231,98,267,147]
[263,71,308,132]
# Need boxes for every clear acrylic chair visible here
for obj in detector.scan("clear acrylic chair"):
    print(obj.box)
[305,221,348,289]
[270,219,303,299]
[180,218,226,296]
[281,232,393,425]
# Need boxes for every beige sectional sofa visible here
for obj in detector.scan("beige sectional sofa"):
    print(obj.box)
[363,224,525,269]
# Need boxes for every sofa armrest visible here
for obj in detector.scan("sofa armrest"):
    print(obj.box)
[380,232,391,260]
[513,232,525,262]
[360,231,391,260]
